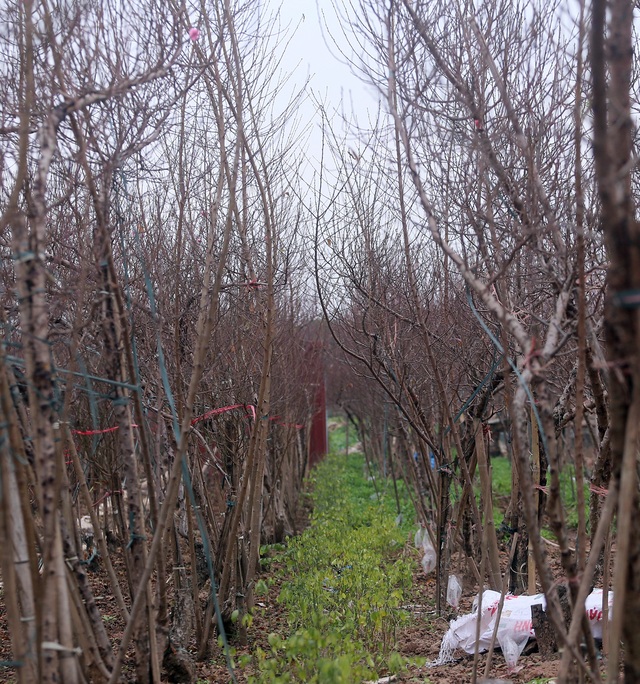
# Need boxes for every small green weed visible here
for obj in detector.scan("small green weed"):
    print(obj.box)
[248,450,415,683]
[327,415,359,454]
[490,457,512,497]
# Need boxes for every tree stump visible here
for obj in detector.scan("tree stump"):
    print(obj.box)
[531,602,556,656]
[530,583,574,657]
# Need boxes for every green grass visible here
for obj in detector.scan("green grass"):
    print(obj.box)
[327,415,359,454]
[490,457,512,497]
[327,419,346,453]
[489,456,511,528]
[249,426,416,683]
[483,457,589,535]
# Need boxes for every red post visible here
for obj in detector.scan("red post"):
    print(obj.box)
[306,342,327,467]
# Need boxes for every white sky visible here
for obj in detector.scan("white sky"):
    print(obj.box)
[262,0,382,173]
[272,1,378,107]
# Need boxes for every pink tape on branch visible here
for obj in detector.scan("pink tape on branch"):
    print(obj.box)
[93,489,123,507]
[590,484,609,497]
[73,425,139,436]
[73,426,118,436]
[74,405,258,435]
[191,404,256,425]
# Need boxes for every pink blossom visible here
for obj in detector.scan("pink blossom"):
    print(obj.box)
[189,27,200,41]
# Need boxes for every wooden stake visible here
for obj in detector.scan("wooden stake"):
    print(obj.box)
[475,421,502,590]
[529,406,540,594]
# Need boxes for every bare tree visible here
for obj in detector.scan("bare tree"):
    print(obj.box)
[0,1,315,682]
[312,0,623,678]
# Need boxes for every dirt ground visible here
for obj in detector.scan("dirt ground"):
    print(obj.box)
[0,528,609,683]
[391,569,563,684]
[198,537,592,684]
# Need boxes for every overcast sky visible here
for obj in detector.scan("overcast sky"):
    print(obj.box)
[271,1,378,106]
[262,0,382,173]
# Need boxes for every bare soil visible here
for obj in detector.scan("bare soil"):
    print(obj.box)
[0,521,609,683]
[199,535,581,683]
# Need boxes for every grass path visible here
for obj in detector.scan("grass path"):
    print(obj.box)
[248,449,418,683]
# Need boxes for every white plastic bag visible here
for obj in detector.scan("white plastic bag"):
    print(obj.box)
[447,574,462,608]
[498,630,529,673]
[496,605,534,673]
[421,547,436,574]
[415,526,437,574]
[421,540,437,574]
[584,588,613,639]
[430,597,495,664]
[431,588,614,671]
